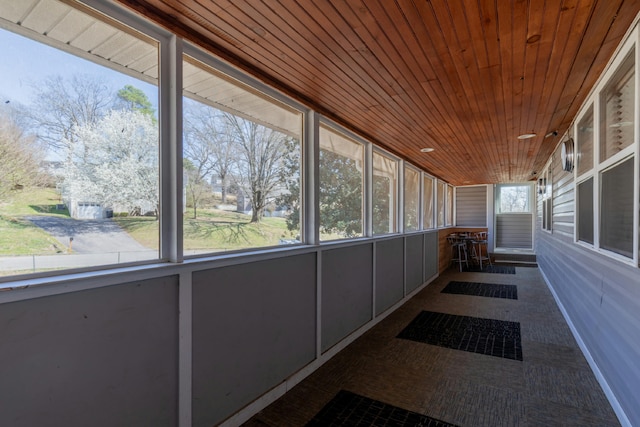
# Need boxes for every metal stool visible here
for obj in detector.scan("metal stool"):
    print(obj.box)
[470,232,492,269]
[447,234,469,272]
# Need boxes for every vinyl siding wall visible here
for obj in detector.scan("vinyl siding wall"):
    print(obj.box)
[537,145,640,426]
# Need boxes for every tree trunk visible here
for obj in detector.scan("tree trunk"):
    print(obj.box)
[220,175,227,203]
[250,190,262,223]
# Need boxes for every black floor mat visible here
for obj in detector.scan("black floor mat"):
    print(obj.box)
[462,264,516,274]
[441,281,518,299]
[397,310,523,361]
[306,390,458,427]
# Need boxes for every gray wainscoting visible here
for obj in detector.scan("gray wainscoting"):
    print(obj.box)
[0,276,179,427]
[192,254,317,427]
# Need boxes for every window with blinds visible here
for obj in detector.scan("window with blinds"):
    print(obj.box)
[600,51,635,162]
[455,186,487,226]
[577,105,594,176]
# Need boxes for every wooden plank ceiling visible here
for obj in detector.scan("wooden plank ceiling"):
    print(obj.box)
[116,0,640,185]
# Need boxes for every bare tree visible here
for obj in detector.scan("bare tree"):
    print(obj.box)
[223,113,292,223]
[184,101,236,205]
[0,104,46,199]
[26,74,112,155]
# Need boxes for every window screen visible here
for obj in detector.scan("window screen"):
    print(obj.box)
[600,158,634,257]
[577,178,594,244]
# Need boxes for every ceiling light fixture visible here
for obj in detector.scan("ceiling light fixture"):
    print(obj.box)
[420,147,435,152]
[517,133,537,140]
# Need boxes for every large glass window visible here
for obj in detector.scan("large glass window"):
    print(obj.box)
[0,1,159,277]
[600,51,635,162]
[423,175,434,229]
[437,181,446,227]
[319,126,364,240]
[600,158,634,257]
[446,185,454,226]
[577,105,594,175]
[182,55,302,253]
[404,166,420,232]
[497,185,531,213]
[372,151,397,235]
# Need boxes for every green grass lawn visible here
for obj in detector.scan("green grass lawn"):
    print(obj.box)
[115,208,292,252]
[0,188,69,255]
[1,187,294,256]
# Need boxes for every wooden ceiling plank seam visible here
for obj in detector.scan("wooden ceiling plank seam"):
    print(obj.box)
[258,0,422,144]
[397,0,490,155]
[507,0,530,180]
[336,0,449,138]
[463,0,502,144]
[517,0,548,176]
[478,0,509,156]
[444,0,500,182]
[428,0,497,177]
[407,0,496,172]
[316,0,447,145]
[364,0,473,157]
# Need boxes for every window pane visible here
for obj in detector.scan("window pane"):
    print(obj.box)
[601,51,635,162]
[446,185,454,226]
[372,152,397,235]
[577,105,594,175]
[182,55,302,252]
[319,126,363,240]
[600,158,633,257]
[0,2,159,277]
[499,185,531,213]
[437,181,446,227]
[404,167,420,232]
[423,176,434,229]
[577,178,594,244]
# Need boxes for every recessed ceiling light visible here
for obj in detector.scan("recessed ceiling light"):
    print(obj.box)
[420,147,435,152]
[517,133,537,140]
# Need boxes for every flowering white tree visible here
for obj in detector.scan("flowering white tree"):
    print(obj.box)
[61,109,158,216]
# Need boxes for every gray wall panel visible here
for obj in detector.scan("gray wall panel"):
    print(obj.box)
[192,254,317,427]
[538,234,640,425]
[405,234,424,293]
[0,277,179,427]
[423,231,439,280]
[322,244,373,352]
[375,237,404,315]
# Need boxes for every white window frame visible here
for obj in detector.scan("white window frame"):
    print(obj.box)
[572,26,639,266]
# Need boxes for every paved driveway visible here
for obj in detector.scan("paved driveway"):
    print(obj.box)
[26,216,149,254]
